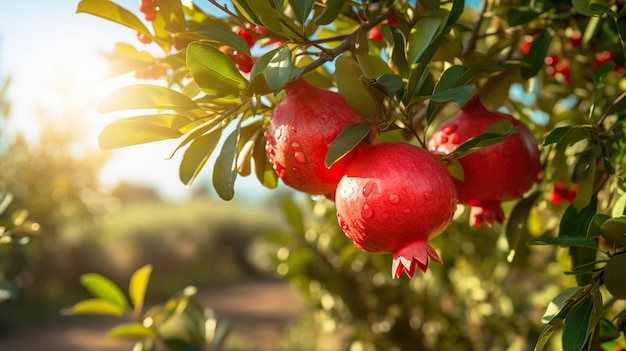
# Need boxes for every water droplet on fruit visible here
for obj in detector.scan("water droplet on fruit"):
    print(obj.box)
[338,214,350,231]
[361,204,373,219]
[291,141,301,149]
[362,182,377,196]
[294,151,306,164]
[273,163,286,178]
[388,193,400,204]
[443,124,457,134]
[353,219,366,230]
[403,208,412,214]
[274,128,282,140]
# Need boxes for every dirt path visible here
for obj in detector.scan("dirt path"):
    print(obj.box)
[0,279,308,351]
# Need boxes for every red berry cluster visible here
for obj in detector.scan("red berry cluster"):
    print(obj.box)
[219,46,255,73]
[139,0,157,21]
[134,64,166,80]
[544,55,571,85]
[548,181,578,204]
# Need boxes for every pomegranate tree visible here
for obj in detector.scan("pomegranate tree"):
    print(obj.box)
[428,96,542,228]
[264,79,364,196]
[335,142,458,278]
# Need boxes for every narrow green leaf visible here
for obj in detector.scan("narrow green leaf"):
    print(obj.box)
[247,1,283,33]
[588,3,617,17]
[179,129,223,186]
[562,294,594,351]
[376,74,404,98]
[282,197,304,233]
[80,274,128,310]
[213,128,240,200]
[590,62,616,124]
[453,120,519,157]
[325,122,371,168]
[315,0,346,24]
[505,192,541,262]
[407,17,442,64]
[129,265,153,317]
[542,287,584,324]
[97,85,198,113]
[356,54,394,79]
[544,126,574,145]
[253,129,278,189]
[529,236,598,249]
[0,192,13,214]
[185,24,251,55]
[289,0,315,21]
[62,298,125,316]
[76,0,153,39]
[534,321,561,351]
[231,0,263,25]
[587,213,611,239]
[508,7,542,26]
[187,42,248,99]
[108,322,156,339]
[573,147,598,212]
[521,31,551,79]
[425,85,474,105]
[98,118,184,150]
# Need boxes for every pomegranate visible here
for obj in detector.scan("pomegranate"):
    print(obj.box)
[428,95,542,228]
[335,142,458,278]
[264,79,365,195]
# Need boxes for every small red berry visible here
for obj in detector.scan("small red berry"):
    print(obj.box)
[237,28,255,48]
[520,35,533,54]
[570,31,582,47]
[136,31,152,44]
[368,27,383,41]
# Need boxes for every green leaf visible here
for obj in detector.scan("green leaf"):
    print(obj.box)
[599,318,620,341]
[590,61,616,124]
[605,253,626,299]
[544,126,574,146]
[129,265,153,317]
[600,217,626,247]
[179,129,223,186]
[559,197,598,239]
[507,7,542,26]
[80,273,128,310]
[98,117,184,150]
[335,56,377,117]
[356,54,394,79]
[185,24,251,55]
[588,3,617,17]
[572,147,599,212]
[108,322,156,339]
[289,0,315,21]
[186,42,248,99]
[282,197,304,233]
[263,46,293,91]
[315,0,345,25]
[231,0,263,26]
[376,74,404,98]
[542,287,584,324]
[505,192,541,262]
[62,298,125,316]
[246,1,283,33]
[534,321,561,351]
[587,213,611,239]
[76,0,153,40]
[453,119,519,157]
[562,294,594,351]
[521,31,551,79]
[253,129,278,189]
[325,122,371,168]
[98,85,198,113]
[425,85,474,105]
[213,128,240,200]
[407,17,442,65]
[529,236,598,249]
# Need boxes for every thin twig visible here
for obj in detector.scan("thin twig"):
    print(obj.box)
[463,0,489,55]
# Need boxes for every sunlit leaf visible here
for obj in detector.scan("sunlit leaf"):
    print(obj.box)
[76,0,153,40]
[335,55,377,117]
[505,192,541,262]
[253,131,278,189]
[544,126,574,145]
[356,54,394,79]
[232,0,263,25]
[98,85,198,113]
[290,0,315,21]
[529,236,598,249]
[246,1,283,33]
[325,122,371,168]
[213,128,240,200]
[179,129,223,186]
[80,273,128,310]
[534,321,561,351]
[407,17,442,64]
[62,298,125,316]
[263,45,293,91]
[542,287,584,323]
[600,217,626,247]
[129,265,153,317]
[425,85,474,105]
[184,24,251,55]
[108,322,156,339]
[98,116,186,150]
[605,253,626,299]
[187,42,248,99]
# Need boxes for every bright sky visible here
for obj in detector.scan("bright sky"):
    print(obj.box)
[0,0,278,202]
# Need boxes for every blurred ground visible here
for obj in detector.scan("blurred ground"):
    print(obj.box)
[0,278,307,351]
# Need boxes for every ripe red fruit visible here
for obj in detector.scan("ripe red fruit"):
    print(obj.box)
[368,27,383,41]
[237,28,255,48]
[335,142,458,278]
[264,79,365,195]
[428,96,541,228]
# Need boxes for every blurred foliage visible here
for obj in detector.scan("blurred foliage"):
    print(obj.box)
[63,264,231,351]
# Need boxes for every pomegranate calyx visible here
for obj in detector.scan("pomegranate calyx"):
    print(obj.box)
[392,243,442,278]
[469,203,505,228]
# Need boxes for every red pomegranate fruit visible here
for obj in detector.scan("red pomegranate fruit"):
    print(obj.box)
[427,95,542,228]
[264,79,365,195]
[335,142,458,278]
